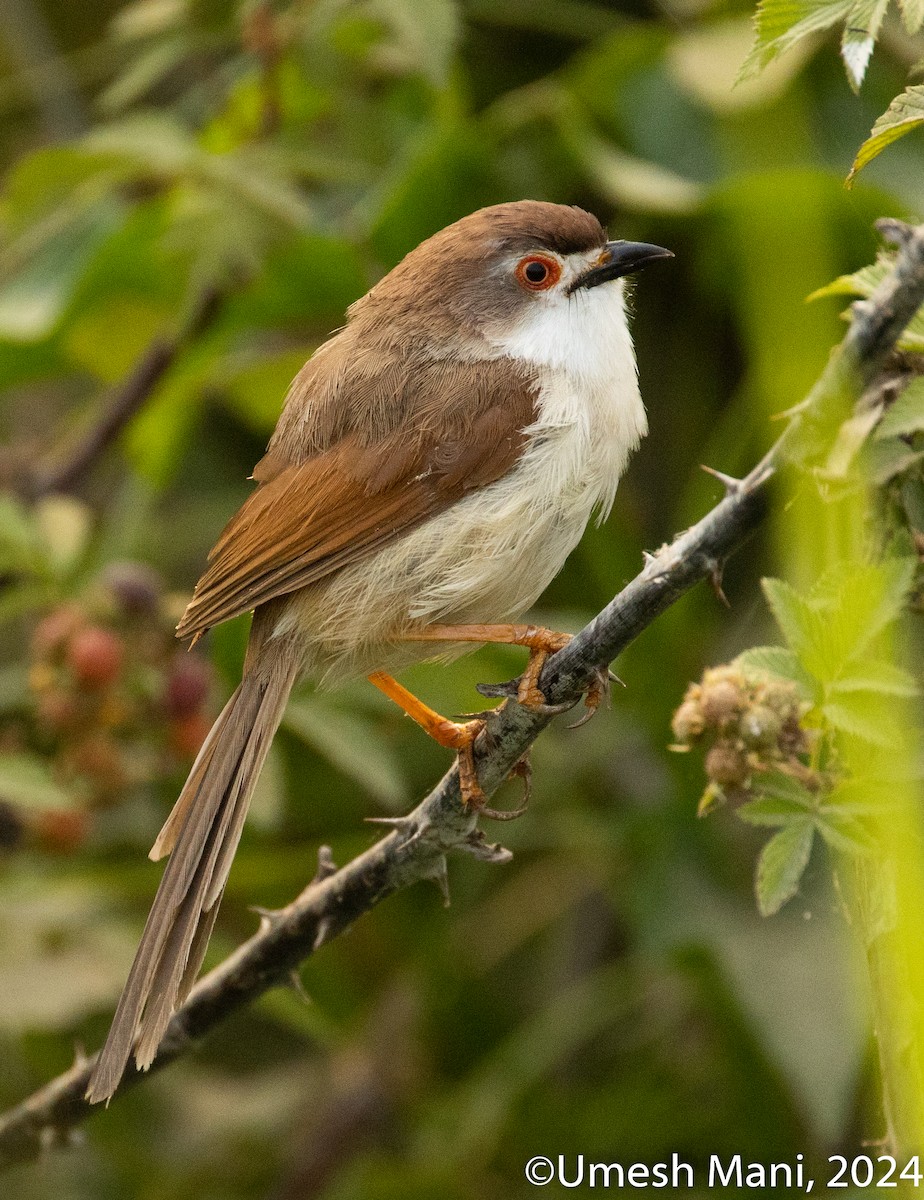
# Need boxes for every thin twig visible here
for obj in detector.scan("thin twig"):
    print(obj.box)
[28,286,224,498]
[0,220,922,1170]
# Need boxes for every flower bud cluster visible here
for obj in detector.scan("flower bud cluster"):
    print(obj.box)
[671,665,809,808]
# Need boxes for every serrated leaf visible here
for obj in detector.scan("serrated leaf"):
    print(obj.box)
[848,558,916,656]
[840,0,890,91]
[863,438,924,484]
[755,819,815,916]
[830,660,919,697]
[738,794,813,826]
[740,0,853,81]
[808,254,924,352]
[824,405,882,477]
[780,559,918,681]
[814,810,874,854]
[849,86,924,183]
[807,255,890,302]
[898,0,924,33]
[735,645,817,697]
[823,696,897,746]
[761,578,828,668]
[760,770,819,804]
[876,377,924,440]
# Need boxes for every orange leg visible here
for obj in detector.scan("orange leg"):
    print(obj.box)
[368,671,486,807]
[396,623,573,709]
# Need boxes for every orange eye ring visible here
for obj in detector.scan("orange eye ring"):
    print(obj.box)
[515,254,561,291]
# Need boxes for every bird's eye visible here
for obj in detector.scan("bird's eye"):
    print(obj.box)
[515,254,561,291]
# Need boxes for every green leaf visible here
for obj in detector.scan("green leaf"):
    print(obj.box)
[765,560,916,683]
[814,810,874,854]
[843,558,916,659]
[557,108,704,216]
[875,377,924,440]
[848,86,924,184]
[761,577,827,664]
[899,0,924,33]
[283,697,407,808]
[863,438,924,484]
[366,120,492,269]
[0,196,123,341]
[829,660,919,697]
[808,254,924,353]
[735,645,817,697]
[755,820,815,916]
[220,348,310,435]
[0,494,48,576]
[0,754,75,810]
[823,694,899,746]
[839,0,890,92]
[740,0,853,82]
[738,794,813,826]
[760,770,819,805]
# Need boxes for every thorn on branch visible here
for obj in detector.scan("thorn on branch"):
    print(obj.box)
[707,558,730,608]
[701,464,743,494]
[287,969,312,1004]
[364,813,420,835]
[475,677,518,699]
[251,905,286,934]
[456,830,514,864]
[642,546,671,577]
[312,844,338,882]
[312,915,334,951]
[424,856,451,906]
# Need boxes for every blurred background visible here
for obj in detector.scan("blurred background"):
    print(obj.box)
[0,1,921,1196]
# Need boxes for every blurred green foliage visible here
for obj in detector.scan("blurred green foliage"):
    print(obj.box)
[0,0,922,1196]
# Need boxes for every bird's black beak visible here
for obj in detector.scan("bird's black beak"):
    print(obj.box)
[570,241,673,293]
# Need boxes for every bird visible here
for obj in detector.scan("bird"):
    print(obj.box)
[85,200,671,1103]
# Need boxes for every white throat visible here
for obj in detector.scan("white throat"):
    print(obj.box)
[485,278,647,523]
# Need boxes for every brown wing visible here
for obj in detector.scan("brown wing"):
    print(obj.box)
[176,355,537,640]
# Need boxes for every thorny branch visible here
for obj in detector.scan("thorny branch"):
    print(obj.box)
[1,220,923,1170]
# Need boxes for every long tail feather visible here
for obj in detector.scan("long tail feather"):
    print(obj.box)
[86,632,298,1104]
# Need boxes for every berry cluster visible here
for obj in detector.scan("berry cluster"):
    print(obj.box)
[4,562,214,853]
[671,665,811,811]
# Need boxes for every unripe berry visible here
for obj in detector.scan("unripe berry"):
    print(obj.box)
[102,561,163,616]
[705,742,748,788]
[671,699,705,743]
[66,626,125,688]
[700,675,744,728]
[740,704,783,750]
[779,716,809,757]
[164,655,211,717]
